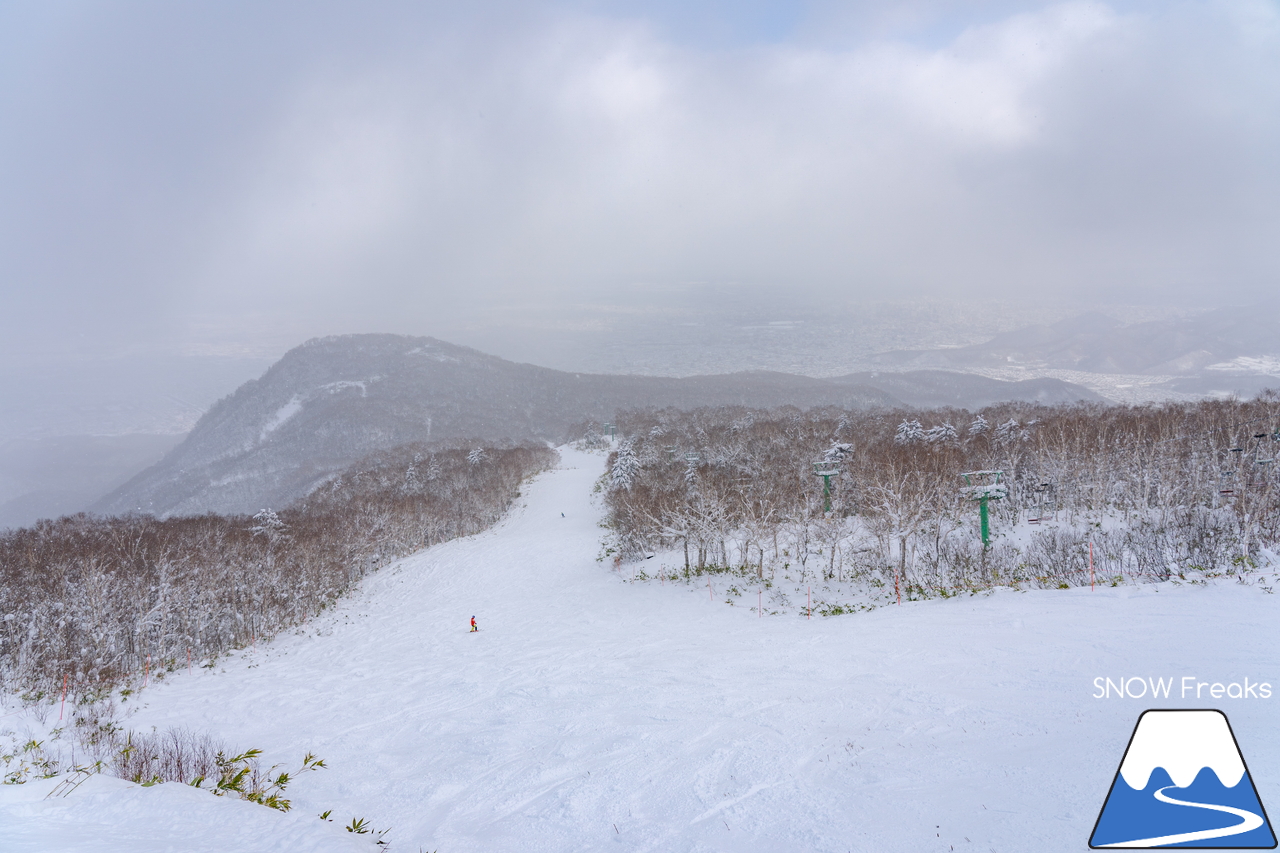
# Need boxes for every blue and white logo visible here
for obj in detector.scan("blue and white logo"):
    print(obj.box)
[1091,709,1276,848]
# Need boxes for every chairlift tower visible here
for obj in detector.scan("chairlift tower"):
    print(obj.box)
[812,461,840,513]
[961,470,1007,547]
[602,422,616,442]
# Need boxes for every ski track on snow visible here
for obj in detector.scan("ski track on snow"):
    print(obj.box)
[11,447,1278,852]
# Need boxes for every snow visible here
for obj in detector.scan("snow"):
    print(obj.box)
[318,379,376,395]
[405,346,460,363]
[260,396,303,441]
[1206,356,1280,376]
[3,447,1278,852]
[0,774,371,853]
[258,381,378,443]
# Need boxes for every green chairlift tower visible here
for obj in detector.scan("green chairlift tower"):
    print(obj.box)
[813,461,840,513]
[960,470,1007,547]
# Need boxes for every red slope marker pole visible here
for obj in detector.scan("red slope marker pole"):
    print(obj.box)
[807,586,811,620]
[187,647,192,674]
[143,654,150,688]
[759,589,762,617]
[59,674,68,721]
[1090,541,1095,591]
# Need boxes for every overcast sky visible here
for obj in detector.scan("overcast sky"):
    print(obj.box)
[2,0,1278,367]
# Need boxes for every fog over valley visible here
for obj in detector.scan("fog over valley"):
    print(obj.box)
[4,2,1278,525]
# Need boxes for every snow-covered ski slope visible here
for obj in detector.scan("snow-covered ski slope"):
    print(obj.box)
[6,447,1278,852]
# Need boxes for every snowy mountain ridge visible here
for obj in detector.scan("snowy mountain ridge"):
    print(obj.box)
[93,334,1100,519]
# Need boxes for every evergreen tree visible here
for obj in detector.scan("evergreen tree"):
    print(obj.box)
[894,419,925,445]
[403,461,421,493]
[611,440,640,490]
[994,418,1021,446]
[249,508,287,542]
[926,423,958,444]
[823,442,853,463]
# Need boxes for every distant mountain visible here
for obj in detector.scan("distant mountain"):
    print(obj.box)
[831,370,1103,409]
[869,305,1280,376]
[92,336,886,517]
[92,335,1103,519]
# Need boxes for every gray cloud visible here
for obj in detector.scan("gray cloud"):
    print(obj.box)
[2,0,1277,362]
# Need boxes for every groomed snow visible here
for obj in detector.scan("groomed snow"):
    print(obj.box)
[1,773,372,853]
[4,447,1277,852]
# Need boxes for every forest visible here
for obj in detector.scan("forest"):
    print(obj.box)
[0,442,556,697]
[600,397,1280,611]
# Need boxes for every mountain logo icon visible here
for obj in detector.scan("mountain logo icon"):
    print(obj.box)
[1090,709,1276,848]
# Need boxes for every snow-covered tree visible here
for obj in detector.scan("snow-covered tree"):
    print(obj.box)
[823,442,853,463]
[467,447,487,466]
[894,420,925,445]
[968,415,989,438]
[611,440,640,490]
[250,508,287,541]
[403,460,421,492]
[925,423,958,444]
[994,419,1021,446]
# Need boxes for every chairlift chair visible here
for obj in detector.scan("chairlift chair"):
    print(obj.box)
[1213,448,1245,497]
[1028,482,1055,524]
[1253,434,1276,466]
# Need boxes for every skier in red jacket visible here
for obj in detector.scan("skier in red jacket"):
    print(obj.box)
[470,615,478,633]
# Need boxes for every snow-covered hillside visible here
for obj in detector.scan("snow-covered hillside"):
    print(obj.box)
[4,447,1277,852]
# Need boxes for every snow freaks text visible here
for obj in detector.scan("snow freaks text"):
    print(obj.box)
[1093,677,1273,700]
